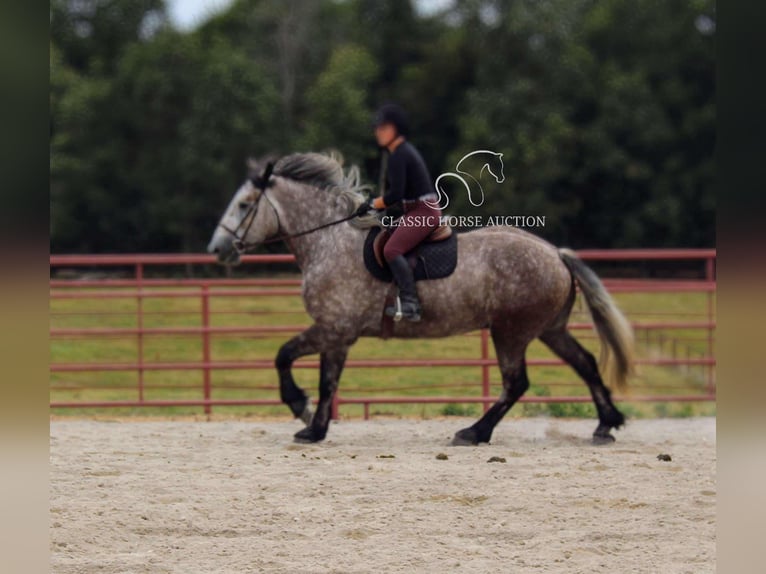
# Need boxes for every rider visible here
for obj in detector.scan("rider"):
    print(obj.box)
[364,103,442,322]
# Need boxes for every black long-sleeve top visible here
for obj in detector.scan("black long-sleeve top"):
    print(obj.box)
[381,141,434,206]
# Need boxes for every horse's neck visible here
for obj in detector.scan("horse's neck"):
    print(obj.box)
[287,224,362,272]
[273,189,361,272]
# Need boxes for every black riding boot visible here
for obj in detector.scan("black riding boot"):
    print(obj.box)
[385,255,422,322]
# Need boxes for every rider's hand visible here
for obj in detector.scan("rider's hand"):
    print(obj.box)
[354,202,373,217]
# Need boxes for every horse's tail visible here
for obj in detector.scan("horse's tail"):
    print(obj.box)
[558,248,635,390]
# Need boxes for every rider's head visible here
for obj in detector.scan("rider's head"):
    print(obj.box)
[373,103,409,148]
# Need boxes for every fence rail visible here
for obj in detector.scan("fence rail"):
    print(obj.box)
[50,249,716,417]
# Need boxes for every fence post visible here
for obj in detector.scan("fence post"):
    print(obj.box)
[136,263,144,403]
[201,285,212,416]
[481,329,490,412]
[705,256,715,394]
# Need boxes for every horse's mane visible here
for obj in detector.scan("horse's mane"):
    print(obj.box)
[248,151,380,229]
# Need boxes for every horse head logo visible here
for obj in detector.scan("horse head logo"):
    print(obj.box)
[427,150,505,210]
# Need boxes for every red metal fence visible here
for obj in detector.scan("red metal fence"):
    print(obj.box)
[50,250,716,418]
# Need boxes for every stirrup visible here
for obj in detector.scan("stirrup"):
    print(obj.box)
[393,295,403,322]
[386,295,421,322]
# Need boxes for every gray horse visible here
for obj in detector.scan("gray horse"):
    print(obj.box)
[207,153,634,445]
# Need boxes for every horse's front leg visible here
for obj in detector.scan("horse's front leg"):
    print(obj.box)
[294,346,349,444]
[275,325,328,424]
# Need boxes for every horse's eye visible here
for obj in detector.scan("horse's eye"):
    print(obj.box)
[238,202,249,211]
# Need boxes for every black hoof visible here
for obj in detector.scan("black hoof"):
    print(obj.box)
[592,427,616,445]
[451,427,486,446]
[293,426,326,444]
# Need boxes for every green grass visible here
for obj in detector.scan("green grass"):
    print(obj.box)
[50,281,716,419]
[440,404,480,417]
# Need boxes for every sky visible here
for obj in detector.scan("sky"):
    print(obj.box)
[166,0,455,30]
[166,0,235,30]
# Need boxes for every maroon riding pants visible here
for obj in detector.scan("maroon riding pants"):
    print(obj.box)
[383,201,443,262]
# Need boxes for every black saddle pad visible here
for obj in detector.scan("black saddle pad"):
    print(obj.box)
[363,227,458,283]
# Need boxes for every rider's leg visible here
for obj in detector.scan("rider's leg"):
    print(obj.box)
[385,254,421,321]
[382,202,440,321]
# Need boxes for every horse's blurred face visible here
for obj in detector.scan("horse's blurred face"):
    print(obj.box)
[207,180,278,265]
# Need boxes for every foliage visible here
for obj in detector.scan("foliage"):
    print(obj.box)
[440,403,479,417]
[50,0,715,254]
[299,44,379,165]
[546,401,597,419]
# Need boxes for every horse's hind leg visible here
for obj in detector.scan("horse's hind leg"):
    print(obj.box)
[452,330,530,446]
[540,327,625,444]
[294,346,349,444]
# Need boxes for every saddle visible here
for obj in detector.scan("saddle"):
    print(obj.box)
[363,224,458,283]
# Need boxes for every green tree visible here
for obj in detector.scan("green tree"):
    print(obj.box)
[299,45,379,165]
[350,0,422,95]
[449,0,715,248]
[198,0,346,145]
[50,40,117,251]
[51,29,282,253]
[114,31,283,252]
[50,0,168,74]
[49,0,715,253]
[446,0,590,240]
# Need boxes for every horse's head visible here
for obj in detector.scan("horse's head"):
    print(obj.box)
[483,152,505,184]
[207,159,280,265]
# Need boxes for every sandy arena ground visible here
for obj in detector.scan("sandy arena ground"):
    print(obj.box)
[50,417,716,573]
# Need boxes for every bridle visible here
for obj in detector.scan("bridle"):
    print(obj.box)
[218,162,364,253]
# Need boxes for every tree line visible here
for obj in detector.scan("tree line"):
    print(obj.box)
[50,0,715,253]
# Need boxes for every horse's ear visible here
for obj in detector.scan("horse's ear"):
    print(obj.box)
[249,173,268,189]
[250,162,276,190]
[247,156,279,187]
[246,158,261,186]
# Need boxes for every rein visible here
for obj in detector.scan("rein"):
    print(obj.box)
[218,162,363,253]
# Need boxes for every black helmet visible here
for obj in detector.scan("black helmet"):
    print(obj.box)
[372,103,409,136]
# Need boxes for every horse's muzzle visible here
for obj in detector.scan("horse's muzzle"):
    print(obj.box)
[208,239,241,266]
